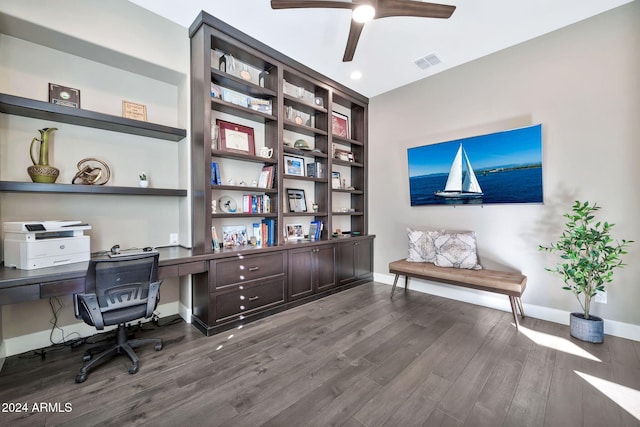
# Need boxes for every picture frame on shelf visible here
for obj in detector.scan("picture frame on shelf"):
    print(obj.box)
[286,223,305,240]
[332,171,341,189]
[334,147,354,162]
[216,119,255,155]
[284,155,305,177]
[49,83,80,108]
[122,100,147,121]
[258,165,275,188]
[331,111,349,138]
[286,188,307,212]
[222,225,248,247]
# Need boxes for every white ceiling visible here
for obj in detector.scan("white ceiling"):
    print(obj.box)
[127,0,633,98]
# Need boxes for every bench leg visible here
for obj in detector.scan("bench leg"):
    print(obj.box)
[390,274,400,299]
[516,297,525,318]
[404,276,409,294]
[509,296,520,330]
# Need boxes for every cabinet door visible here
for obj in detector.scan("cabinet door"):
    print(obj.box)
[288,247,314,300]
[337,241,356,285]
[354,239,373,280]
[315,245,337,292]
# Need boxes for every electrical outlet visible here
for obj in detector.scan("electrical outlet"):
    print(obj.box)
[594,290,607,304]
[169,233,178,245]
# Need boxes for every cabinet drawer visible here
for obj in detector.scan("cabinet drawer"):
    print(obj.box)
[211,252,286,289]
[0,284,40,304]
[214,277,285,322]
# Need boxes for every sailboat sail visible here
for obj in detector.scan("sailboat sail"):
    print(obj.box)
[435,143,483,198]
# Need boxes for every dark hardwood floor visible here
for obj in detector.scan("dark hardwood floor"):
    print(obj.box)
[1,283,639,426]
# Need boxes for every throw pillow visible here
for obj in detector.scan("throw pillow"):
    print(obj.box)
[434,231,482,269]
[407,228,440,263]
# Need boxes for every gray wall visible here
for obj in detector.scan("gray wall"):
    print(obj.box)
[369,2,640,332]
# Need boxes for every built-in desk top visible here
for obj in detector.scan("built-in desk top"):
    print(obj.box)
[0,246,200,290]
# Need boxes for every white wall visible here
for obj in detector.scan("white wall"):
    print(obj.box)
[369,2,640,336]
[0,0,191,351]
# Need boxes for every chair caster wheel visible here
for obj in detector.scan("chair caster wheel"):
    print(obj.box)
[129,364,139,375]
[82,353,92,362]
[154,343,163,351]
[75,373,87,383]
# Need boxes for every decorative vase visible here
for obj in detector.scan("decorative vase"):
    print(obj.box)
[139,180,149,188]
[27,127,59,183]
[570,312,604,343]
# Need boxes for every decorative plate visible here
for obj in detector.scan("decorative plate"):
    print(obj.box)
[219,195,237,213]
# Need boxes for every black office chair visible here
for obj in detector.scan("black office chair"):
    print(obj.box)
[74,253,163,383]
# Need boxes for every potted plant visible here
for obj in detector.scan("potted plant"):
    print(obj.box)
[539,201,633,343]
[139,172,148,188]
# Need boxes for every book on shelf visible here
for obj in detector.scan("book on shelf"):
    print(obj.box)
[252,223,263,246]
[261,218,275,246]
[309,220,322,240]
[211,162,221,185]
[242,194,271,213]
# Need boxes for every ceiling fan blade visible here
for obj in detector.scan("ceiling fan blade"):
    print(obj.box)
[343,20,365,62]
[270,0,357,10]
[376,0,455,19]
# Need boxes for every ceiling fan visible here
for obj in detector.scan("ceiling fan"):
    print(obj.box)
[270,0,456,62]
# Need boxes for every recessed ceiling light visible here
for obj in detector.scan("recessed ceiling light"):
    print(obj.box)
[350,71,363,80]
[352,5,375,23]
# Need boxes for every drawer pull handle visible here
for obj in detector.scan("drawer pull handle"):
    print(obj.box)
[249,296,260,301]
[248,266,260,272]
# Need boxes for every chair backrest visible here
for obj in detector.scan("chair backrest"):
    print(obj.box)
[85,253,159,312]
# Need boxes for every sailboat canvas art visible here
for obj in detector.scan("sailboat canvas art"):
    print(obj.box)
[408,124,543,206]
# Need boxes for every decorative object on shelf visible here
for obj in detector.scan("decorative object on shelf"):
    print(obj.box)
[258,146,273,158]
[258,70,269,88]
[27,127,59,183]
[334,147,354,162]
[539,201,633,343]
[211,124,219,150]
[312,202,319,212]
[314,96,324,107]
[331,111,349,138]
[211,226,219,251]
[286,223,305,240]
[49,83,80,108]
[211,162,222,185]
[240,64,252,81]
[284,155,305,176]
[211,199,217,214]
[139,172,149,188]
[332,171,341,189]
[219,195,237,213]
[222,224,248,247]
[307,162,325,178]
[210,83,222,98]
[226,178,236,186]
[287,188,308,213]
[248,97,272,114]
[286,106,311,126]
[294,139,311,150]
[218,52,228,72]
[251,180,258,187]
[72,158,111,185]
[217,119,255,155]
[122,100,147,121]
[222,88,250,107]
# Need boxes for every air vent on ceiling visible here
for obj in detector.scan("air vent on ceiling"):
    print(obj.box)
[414,52,442,70]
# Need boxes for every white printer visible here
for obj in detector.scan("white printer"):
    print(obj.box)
[3,221,91,270]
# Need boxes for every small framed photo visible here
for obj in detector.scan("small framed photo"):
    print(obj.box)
[222,225,248,247]
[332,171,341,189]
[122,100,148,121]
[286,223,305,240]
[331,111,349,138]
[284,155,305,177]
[217,119,255,155]
[286,188,307,212]
[49,83,80,108]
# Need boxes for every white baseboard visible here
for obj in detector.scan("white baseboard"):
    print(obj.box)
[1,301,186,358]
[374,272,640,342]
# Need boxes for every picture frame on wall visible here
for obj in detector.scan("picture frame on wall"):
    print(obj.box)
[286,188,307,212]
[332,171,341,189]
[331,111,349,138]
[284,155,305,177]
[286,223,305,240]
[216,119,255,155]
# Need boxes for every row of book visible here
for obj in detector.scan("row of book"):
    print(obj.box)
[253,219,276,247]
[308,220,322,240]
[243,194,271,213]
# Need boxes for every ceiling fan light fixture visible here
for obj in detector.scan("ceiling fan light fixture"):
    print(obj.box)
[352,5,375,23]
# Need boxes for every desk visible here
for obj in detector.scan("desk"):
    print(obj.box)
[0,246,208,305]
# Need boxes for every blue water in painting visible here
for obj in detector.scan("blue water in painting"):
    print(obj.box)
[410,167,543,206]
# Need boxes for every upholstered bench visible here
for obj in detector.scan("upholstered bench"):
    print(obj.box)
[389,259,527,329]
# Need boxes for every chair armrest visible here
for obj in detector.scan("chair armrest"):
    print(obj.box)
[145,281,162,318]
[76,293,105,330]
